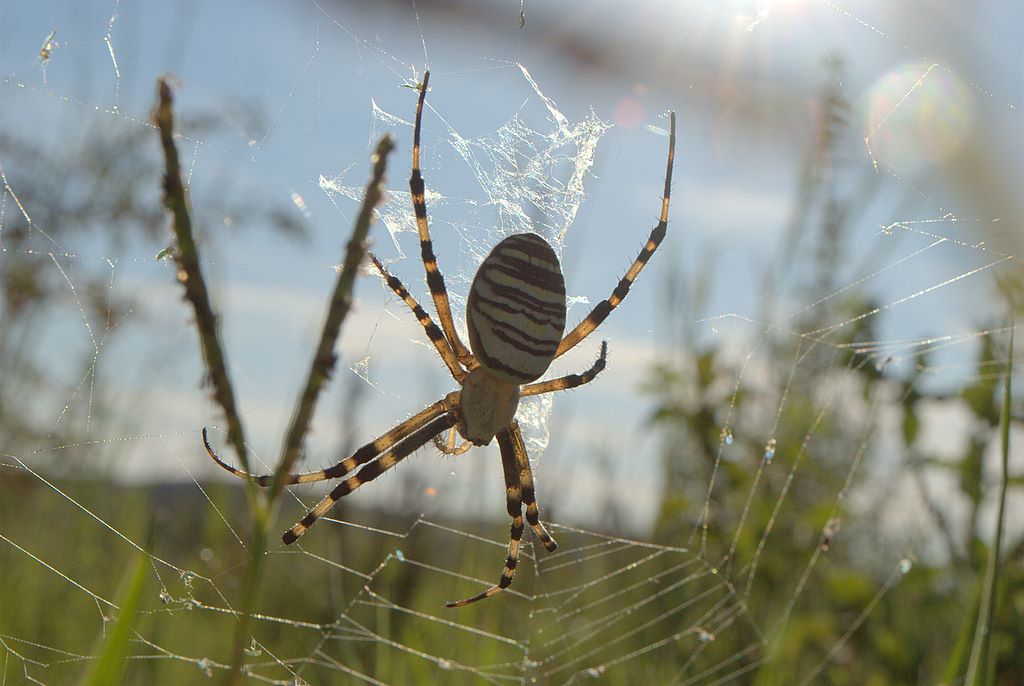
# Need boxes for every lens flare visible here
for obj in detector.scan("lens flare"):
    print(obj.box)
[613,96,646,129]
[863,61,975,175]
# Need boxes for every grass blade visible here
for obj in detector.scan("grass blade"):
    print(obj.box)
[964,321,1013,685]
[79,553,149,686]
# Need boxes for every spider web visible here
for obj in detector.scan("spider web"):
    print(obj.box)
[319,62,609,456]
[1,1,1022,684]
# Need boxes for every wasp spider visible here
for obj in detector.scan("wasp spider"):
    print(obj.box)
[204,72,676,607]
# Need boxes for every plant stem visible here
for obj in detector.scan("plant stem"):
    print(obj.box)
[964,321,1013,685]
[152,77,255,489]
[153,75,396,685]
[271,134,395,502]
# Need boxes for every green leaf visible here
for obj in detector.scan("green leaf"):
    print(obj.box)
[80,552,149,686]
[902,399,920,446]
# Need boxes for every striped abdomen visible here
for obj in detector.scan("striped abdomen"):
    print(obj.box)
[467,233,567,384]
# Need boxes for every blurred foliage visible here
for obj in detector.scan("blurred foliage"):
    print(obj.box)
[641,65,1022,685]
[0,108,305,458]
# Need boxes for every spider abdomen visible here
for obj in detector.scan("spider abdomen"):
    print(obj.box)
[466,233,567,384]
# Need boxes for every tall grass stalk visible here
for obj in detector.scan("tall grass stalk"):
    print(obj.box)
[964,322,1013,685]
[152,76,395,685]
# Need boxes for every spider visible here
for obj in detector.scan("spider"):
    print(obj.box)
[204,72,676,607]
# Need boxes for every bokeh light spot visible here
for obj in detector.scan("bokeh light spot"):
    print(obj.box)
[863,61,975,175]
[613,96,646,129]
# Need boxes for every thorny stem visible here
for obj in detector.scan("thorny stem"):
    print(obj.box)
[153,75,395,685]
[272,134,395,502]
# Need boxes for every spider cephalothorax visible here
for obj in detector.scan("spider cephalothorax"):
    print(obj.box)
[204,71,676,607]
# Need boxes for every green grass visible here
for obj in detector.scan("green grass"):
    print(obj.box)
[1,454,1020,685]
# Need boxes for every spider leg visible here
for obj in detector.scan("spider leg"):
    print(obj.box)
[504,421,557,551]
[369,253,467,383]
[446,426,527,607]
[203,393,458,486]
[409,71,475,368]
[520,341,608,398]
[555,112,676,359]
[284,412,459,544]
[432,427,473,455]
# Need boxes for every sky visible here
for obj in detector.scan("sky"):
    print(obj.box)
[1,0,1021,533]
